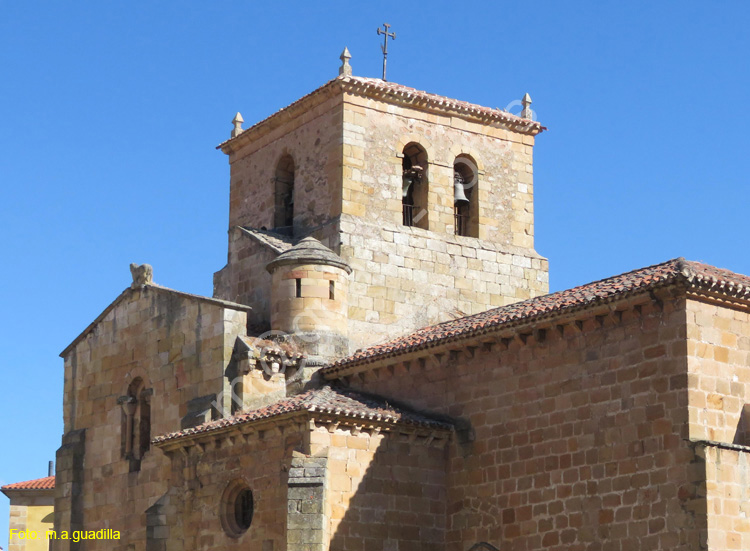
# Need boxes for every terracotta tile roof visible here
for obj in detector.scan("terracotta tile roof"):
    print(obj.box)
[1,476,55,491]
[323,258,750,376]
[340,76,544,131]
[218,75,544,152]
[153,385,452,444]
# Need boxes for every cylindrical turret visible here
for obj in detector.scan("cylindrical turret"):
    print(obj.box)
[266,237,351,368]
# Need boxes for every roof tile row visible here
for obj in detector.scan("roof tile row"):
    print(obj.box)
[323,258,750,375]
[1,476,55,491]
[154,385,452,444]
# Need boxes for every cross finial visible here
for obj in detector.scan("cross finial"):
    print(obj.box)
[521,93,533,120]
[231,112,244,138]
[339,47,352,77]
[376,23,396,81]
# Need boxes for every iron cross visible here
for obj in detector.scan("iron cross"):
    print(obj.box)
[377,23,396,81]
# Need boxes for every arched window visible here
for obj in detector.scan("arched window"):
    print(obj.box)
[401,143,428,229]
[453,155,479,237]
[274,155,295,232]
[119,378,152,471]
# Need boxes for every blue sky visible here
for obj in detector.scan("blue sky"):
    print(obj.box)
[2,1,750,545]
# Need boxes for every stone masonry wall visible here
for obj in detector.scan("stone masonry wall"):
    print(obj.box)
[56,286,247,550]
[215,229,278,330]
[686,298,750,549]
[338,92,547,349]
[226,94,344,233]
[340,92,537,248]
[165,423,304,551]
[7,495,54,551]
[334,291,707,550]
[685,298,750,444]
[307,424,448,551]
[700,445,750,550]
[287,451,329,551]
[338,214,548,350]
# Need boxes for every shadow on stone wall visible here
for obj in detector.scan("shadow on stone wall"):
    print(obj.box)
[327,430,450,551]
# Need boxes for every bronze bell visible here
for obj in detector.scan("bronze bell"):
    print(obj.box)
[402,173,414,198]
[402,165,423,198]
[454,171,469,204]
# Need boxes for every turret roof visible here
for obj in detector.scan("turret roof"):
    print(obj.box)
[266,237,352,274]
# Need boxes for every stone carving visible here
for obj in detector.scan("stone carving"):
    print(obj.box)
[129,263,153,288]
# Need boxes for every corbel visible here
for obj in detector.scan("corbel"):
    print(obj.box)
[240,427,255,444]
[648,290,664,311]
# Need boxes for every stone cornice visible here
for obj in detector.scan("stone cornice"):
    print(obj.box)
[217,76,544,156]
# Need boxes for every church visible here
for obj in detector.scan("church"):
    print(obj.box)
[5,49,750,551]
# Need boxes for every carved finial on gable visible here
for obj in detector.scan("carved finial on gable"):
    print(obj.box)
[130,263,153,288]
[521,93,533,120]
[339,47,352,77]
[231,112,244,138]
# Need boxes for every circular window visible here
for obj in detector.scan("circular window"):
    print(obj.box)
[221,480,254,537]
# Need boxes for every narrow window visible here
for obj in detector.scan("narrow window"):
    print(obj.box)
[329,280,335,300]
[235,489,254,530]
[120,378,151,472]
[138,390,151,457]
[295,278,301,298]
[401,143,428,229]
[453,156,479,237]
[274,155,295,232]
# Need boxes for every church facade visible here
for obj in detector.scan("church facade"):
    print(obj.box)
[23,53,750,550]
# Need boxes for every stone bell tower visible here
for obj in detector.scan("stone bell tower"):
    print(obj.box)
[213,49,549,353]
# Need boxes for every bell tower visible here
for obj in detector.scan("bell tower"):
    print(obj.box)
[213,50,549,352]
